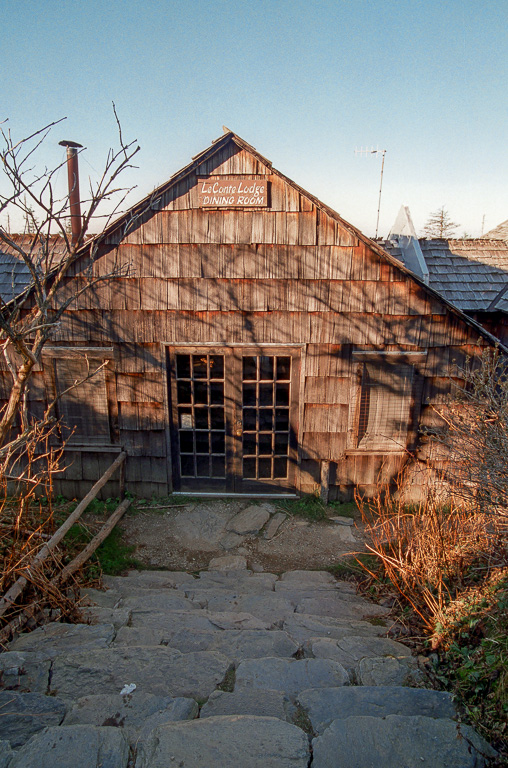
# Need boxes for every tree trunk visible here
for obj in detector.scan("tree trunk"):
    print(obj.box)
[0,360,34,447]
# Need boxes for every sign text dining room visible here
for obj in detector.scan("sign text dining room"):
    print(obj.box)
[198,177,268,207]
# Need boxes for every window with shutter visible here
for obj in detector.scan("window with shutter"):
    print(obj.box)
[54,357,111,445]
[356,362,414,450]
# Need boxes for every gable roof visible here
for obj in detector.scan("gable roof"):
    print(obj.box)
[8,130,504,351]
[484,219,508,240]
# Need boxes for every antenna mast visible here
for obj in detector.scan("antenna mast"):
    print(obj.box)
[355,146,387,239]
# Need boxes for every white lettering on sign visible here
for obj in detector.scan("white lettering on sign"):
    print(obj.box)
[198,177,268,207]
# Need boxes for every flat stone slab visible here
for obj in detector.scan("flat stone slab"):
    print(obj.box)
[263,512,287,539]
[297,686,457,734]
[128,609,220,632]
[8,724,130,768]
[219,531,246,550]
[9,622,115,658]
[295,595,386,620]
[194,593,296,624]
[329,516,354,525]
[311,715,496,768]
[81,587,121,608]
[358,655,421,686]
[279,570,337,586]
[200,689,291,720]
[283,614,386,645]
[0,691,67,747]
[235,657,349,696]
[82,607,131,630]
[226,505,271,535]
[118,592,199,612]
[103,571,189,594]
[206,611,273,630]
[208,554,248,570]
[64,692,198,744]
[0,741,12,768]
[136,715,310,768]
[303,634,412,670]
[0,651,50,694]
[50,647,230,700]
[180,571,277,592]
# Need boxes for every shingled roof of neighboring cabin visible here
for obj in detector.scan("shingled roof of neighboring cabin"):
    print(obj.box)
[0,234,68,303]
[383,236,508,314]
[484,219,508,241]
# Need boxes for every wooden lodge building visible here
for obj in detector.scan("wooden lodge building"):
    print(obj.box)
[6,131,501,500]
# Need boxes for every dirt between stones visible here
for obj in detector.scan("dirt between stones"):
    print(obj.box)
[119,499,368,572]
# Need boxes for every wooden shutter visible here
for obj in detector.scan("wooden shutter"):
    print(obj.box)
[54,358,110,445]
[357,362,414,450]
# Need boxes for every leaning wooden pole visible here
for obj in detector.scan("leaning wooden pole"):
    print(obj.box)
[58,496,131,584]
[0,451,127,620]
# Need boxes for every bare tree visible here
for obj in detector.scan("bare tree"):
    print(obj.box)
[421,206,459,238]
[0,107,140,450]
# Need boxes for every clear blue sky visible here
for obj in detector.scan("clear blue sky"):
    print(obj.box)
[2,0,507,237]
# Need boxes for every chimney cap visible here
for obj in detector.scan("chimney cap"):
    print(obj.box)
[59,140,83,149]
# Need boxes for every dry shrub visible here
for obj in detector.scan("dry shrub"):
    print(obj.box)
[0,420,83,637]
[357,483,504,648]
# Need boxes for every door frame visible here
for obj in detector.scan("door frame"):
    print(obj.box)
[165,343,303,496]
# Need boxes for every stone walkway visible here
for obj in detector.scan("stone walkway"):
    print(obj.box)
[0,565,496,767]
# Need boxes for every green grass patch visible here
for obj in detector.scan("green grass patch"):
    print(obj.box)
[92,527,139,576]
[277,495,328,522]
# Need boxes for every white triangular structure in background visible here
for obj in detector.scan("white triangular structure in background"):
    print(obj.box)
[388,205,429,284]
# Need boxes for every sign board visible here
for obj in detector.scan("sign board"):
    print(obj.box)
[198,177,268,207]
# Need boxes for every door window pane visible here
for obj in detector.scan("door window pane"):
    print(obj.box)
[195,432,209,453]
[176,355,191,378]
[259,434,272,454]
[276,357,291,380]
[259,383,273,406]
[211,432,225,453]
[177,380,191,404]
[242,356,257,381]
[275,409,289,430]
[193,355,208,378]
[274,457,288,478]
[210,355,224,379]
[210,381,224,405]
[243,433,256,455]
[212,456,225,477]
[195,409,209,429]
[194,381,208,404]
[258,458,272,478]
[243,383,256,406]
[274,433,289,454]
[196,456,210,476]
[181,455,194,476]
[210,407,224,429]
[243,458,256,478]
[179,431,193,453]
[259,409,273,431]
[243,409,256,430]
[259,356,274,381]
[276,383,290,406]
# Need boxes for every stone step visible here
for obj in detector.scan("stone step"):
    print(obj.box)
[311,715,497,768]
[63,692,198,746]
[114,627,299,661]
[296,686,457,735]
[200,688,293,721]
[8,622,115,658]
[135,715,310,768]
[0,691,67,749]
[184,592,297,623]
[282,613,387,645]
[303,634,412,672]
[178,571,278,591]
[235,656,349,696]
[6,724,129,768]
[49,646,231,701]
[118,592,200,612]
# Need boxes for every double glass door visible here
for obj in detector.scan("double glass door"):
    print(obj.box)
[168,347,300,493]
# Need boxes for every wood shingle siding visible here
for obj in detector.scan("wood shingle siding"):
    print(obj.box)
[11,130,502,499]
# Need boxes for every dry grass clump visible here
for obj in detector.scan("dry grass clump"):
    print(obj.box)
[357,487,504,648]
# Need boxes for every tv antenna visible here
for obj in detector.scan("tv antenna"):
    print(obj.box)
[355,146,387,238]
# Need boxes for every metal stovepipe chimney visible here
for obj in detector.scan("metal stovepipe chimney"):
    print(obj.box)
[59,140,83,246]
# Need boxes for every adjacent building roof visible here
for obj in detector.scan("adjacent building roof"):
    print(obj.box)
[385,207,508,314]
[0,234,67,303]
[484,219,508,240]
